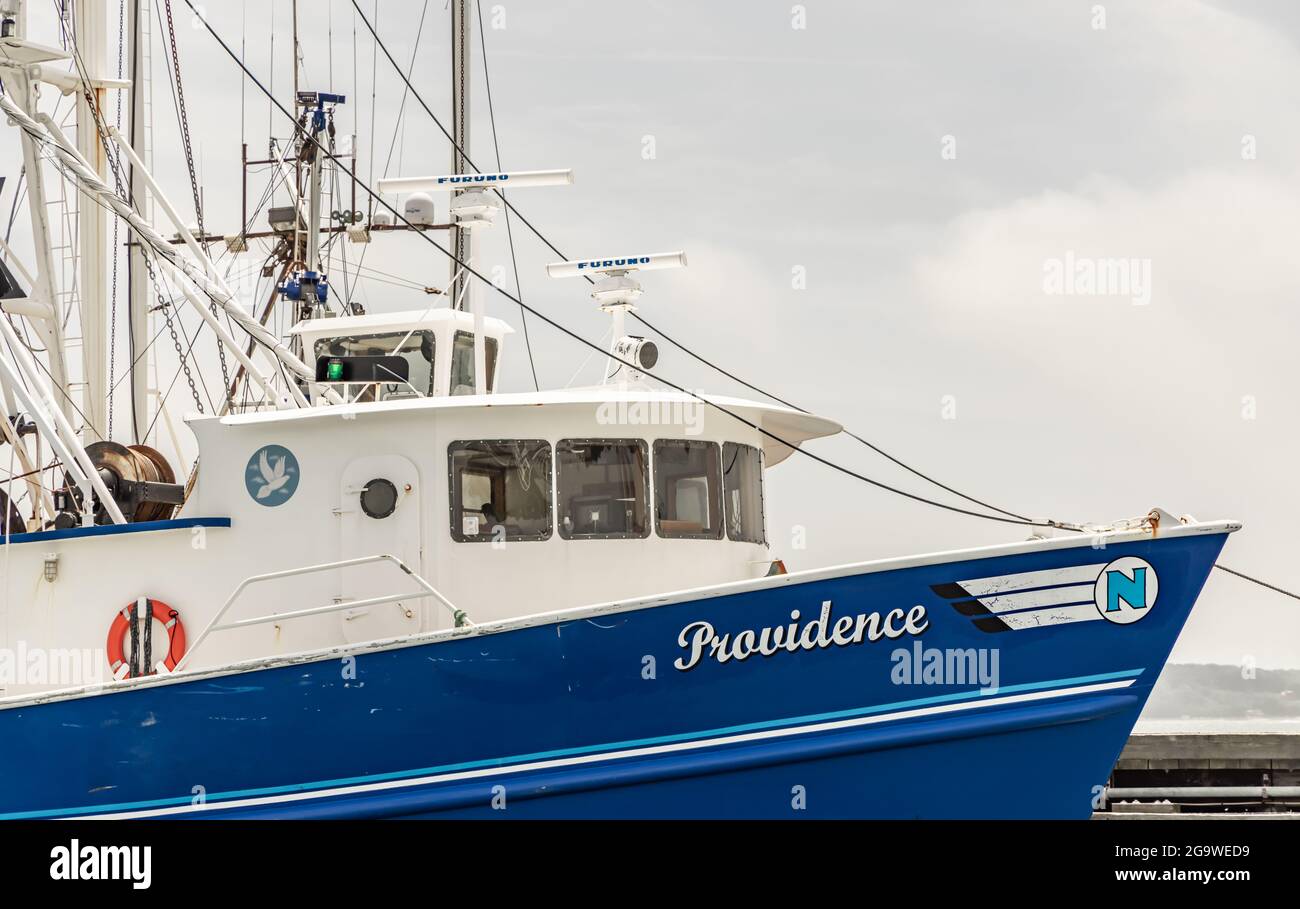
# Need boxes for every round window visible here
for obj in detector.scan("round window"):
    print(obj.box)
[360,478,399,519]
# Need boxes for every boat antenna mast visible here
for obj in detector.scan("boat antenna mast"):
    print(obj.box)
[450,0,471,310]
[378,169,574,394]
[278,90,346,319]
[546,252,686,384]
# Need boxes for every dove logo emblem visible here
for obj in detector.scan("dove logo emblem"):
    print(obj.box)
[245,444,301,507]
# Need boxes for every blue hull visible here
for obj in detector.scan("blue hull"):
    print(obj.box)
[0,530,1228,819]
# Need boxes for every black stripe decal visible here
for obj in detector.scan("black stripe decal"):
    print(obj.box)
[973,616,1012,633]
[951,599,991,617]
[930,582,971,600]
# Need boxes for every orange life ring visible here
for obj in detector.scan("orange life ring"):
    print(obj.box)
[107,599,187,678]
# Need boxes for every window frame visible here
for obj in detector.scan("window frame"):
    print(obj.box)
[722,441,766,544]
[652,439,724,541]
[450,330,500,394]
[447,439,553,543]
[313,330,437,397]
[555,438,651,541]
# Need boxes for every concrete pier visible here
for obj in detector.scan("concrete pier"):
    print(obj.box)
[1102,734,1300,815]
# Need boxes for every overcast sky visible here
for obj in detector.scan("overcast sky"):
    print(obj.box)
[5,1,1300,668]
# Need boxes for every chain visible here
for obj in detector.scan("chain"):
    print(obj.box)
[142,249,203,414]
[162,1,201,235]
[162,1,231,406]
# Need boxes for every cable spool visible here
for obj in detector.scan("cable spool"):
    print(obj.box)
[127,444,180,522]
[64,442,186,524]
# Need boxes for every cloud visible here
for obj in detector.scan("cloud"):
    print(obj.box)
[912,168,1300,383]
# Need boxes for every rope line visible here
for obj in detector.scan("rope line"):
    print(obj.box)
[1213,564,1300,601]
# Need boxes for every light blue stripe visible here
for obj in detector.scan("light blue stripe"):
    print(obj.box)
[4,667,1143,819]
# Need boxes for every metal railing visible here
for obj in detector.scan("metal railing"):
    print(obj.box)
[173,554,469,673]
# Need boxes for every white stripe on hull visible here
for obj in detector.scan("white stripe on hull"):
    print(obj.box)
[968,584,1094,615]
[957,563,1105,597]
[996,603,1103,630]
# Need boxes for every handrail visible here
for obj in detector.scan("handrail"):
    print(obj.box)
[173,554,469,673]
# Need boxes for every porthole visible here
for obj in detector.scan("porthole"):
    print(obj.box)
[360,478,399,519]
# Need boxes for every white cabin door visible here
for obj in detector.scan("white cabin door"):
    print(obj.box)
[338,455,424,643]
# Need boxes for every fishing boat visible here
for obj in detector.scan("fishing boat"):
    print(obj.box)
[0,0,1237,819]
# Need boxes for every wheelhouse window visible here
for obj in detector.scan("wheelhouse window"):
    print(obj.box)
[450,331,499,395]
[449,440,552,542]
[653,440,723,540]
[723,442,765,544]
[314,331,435,397]
[557,439,650,540]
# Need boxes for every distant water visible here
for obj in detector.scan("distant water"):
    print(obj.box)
[1134,718,1300,734]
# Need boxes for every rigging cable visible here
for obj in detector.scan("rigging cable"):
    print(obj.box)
[1212,564,1300,602]
[63,2,217,430]
[629,312,1032,522]
[349,0,1029,521]
[476,0,539,391]
[10,116,217,420]
[126,0,141,442]
[363,7,1300,599]
[108,0,125,438]
[161,0,232,405]
[349,0,590,283]
[350,19,1296,588]
[182,0,1065,530]
[181,2,1300,598]
[348,0,428,312]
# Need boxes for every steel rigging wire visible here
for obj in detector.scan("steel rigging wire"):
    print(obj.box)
[180,1,1293,597]
[344,3,1300,600]
[181,0,1067,530]
[348,0,1030,523]
[475,0,539,392]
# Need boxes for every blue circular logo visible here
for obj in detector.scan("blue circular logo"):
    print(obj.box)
[245,444,301,507]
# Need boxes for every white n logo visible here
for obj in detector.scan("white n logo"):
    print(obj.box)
[1094,557,1158,625]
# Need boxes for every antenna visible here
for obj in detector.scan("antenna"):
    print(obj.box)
[378,169,574,194]
[375,168,573,395]
[547,251,687,383]
[275,90,348,326]
[376,169,573,229]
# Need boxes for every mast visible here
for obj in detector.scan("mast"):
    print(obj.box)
[126,0,151,443]
[0,0,74,425]
[72,0,109,441]
[306,113,322,275]
[291,0,304,270]
[449,0,484,392]
[450,0,471,311]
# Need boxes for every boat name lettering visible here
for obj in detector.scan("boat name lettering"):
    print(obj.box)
[674,601,929,671]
